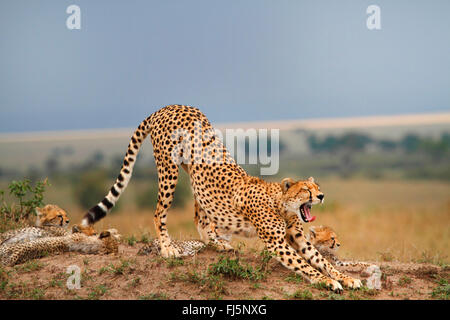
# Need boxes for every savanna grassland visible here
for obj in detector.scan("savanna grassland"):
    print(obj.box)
[0,120,449,300]
[43,177,449,265]
[1,177,448,300]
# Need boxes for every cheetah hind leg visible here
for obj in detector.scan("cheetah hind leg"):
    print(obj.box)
[194,201,233,252]
[153,163,184,258]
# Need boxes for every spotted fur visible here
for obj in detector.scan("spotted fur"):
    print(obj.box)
[0,227,120,266]
[137,239,206,257]
[0,204,70,245]
[81,105,361,292]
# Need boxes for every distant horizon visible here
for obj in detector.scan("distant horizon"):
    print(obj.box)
[0,110,449,142]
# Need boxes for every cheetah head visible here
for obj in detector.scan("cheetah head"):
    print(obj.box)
[309,225,341,250]
[71,224,98,236]
[35,204,70,228]
[280,176,324,223]
[98,228,121,241]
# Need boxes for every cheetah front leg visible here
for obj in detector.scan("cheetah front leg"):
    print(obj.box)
[248,210,343,293]
[285,216,362,289]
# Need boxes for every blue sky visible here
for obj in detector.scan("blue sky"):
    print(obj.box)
[0,0,449,133]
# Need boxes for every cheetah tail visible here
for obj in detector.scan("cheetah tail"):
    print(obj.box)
[81,115,153,226]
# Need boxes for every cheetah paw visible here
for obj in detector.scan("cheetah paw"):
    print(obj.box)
[210,239,234,252]
[160,243,183,258]
[342,277,362,289]
[323,278,344,293]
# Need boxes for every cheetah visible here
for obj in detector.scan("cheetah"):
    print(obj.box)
[0,204,70,245]
[137,239,206,257]
[308,225,372,268]
[81,105,361,292]
[0,225,120,266]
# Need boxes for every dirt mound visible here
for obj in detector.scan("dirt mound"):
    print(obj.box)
[0,243,448,300]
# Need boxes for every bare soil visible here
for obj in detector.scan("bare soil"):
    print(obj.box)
[1,243,448,300]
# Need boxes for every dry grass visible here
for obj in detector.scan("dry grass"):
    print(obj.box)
[50,178,449,265]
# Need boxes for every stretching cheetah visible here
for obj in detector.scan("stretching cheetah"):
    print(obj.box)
[81,105,361,292]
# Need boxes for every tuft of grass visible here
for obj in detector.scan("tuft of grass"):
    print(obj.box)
[416,250,448,267]
[169,269,227,299]
[310,282,329,290]
[87,284,109,300]
[140,233,151,244]
[124,235,137,246]
[284,274,304,284]
[129,277,141,288]
[431,278,450,300]
[14,260,45,273]
[321,292,345,300]
[398,276,412,287]
[208,255,267,281]
[377,251,394,262]
[138,292,170,300]
[287,289,314,300]
[358,285,379,297]
[164,257,185,268]
[98,259,133,276]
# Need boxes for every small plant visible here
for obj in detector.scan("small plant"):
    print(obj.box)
[310,281,328,290]
[358,285,379,297]
[284,274,304,284]
[259,249,275,272]
[377,250,394,262]
[398,276,412,287]
[14,260,45,273]
[138,292,170,300]
[125,235,137,246]
[0,178,49,232]
[208,255,267,281]
[165,257,185,268]
[288,289,313,300]
[431,278,450,300]
[98,260,132,276]
[129,277,141,288]
[169,269,227,299]
[87,284,109,300]
[140,233,151,244]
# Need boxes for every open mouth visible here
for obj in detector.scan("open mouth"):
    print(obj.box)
[299,202,316,223]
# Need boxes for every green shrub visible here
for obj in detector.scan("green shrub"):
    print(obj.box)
[0,178,49,232]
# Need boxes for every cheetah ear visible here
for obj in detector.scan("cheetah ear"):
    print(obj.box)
[99,231,111,239]
[35,207,43,216]
[72,225,81,233]
[308,177,315,183]
[281,178,295,193]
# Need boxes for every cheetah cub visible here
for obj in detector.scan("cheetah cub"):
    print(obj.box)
[308,226,372,268]
[0,204,71,246]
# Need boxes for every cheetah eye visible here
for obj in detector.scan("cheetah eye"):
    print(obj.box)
[331,237,335,240]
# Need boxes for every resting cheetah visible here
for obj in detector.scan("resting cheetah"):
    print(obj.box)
[308,225,372,268]
[0,226,119,266]
[138,239,206,257]
[0,204,70,245]
[81,105,361,292]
